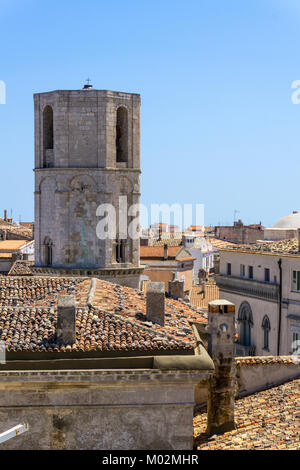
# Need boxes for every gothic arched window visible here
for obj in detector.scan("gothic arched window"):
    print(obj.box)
[262,315,271,350]
[44,237,53,266]
[116,107,128,163]
[238,302,254,346]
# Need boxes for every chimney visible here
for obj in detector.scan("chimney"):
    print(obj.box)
[57,295,76,345]
[3,210,7,222]
[146,282,165,326]
[298,229,300,253]
[206,299,236,436]
[163,244,168,260]
[168,279,184,300]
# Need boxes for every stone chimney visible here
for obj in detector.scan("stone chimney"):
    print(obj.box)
[298,229,300,253]
[163,244,168,260]
[3,210,7,222]
[168,279,184,300]
[146,282,165,326]
[57,295,76,345]
[206,299,236,436]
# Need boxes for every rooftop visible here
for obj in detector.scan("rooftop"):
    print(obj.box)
[0,277,207,354]
[140,245,195,261]
[219,238,300,256]
[8,260,34,276]
[0,240,32,251]
[190,282,219,310]
[194,377,300,450]
[207,237,240,250]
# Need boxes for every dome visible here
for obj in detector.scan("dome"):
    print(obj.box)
[272,211,300,229]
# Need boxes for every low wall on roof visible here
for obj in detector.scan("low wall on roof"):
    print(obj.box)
[0,368,211,450]
[235,356,300,397]
[195,355,300,405]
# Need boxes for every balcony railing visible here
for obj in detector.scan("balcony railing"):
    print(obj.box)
[216,274,279,301]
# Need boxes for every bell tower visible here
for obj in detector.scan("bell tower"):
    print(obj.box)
[33,83,143,288]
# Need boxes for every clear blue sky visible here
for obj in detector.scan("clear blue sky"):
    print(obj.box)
[1,0,300,227]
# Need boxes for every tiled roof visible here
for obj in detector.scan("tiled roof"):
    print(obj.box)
[207,237,240,250]
[0,277,83,306]
[19,222,34,229]
[220,238,300,256]
[0,277,207,353]
[235,356,299,366]
[8,260,34,276]
[151,238,182,247]
[190,282,219,309]
[0,221,33,239]
[140,245,195,261]
[194,377,300,450]
[140,246,181,259]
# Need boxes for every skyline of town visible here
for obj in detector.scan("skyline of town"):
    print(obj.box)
[2,0,300,227]
[0,0,299,454]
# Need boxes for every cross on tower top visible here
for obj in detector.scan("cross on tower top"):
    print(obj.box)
[82,78,93,90]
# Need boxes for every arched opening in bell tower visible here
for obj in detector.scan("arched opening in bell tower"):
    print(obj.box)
[116,106,128,163]
[43,237,53,266]
[43,105,54,168]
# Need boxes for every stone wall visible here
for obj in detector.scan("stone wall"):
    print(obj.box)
[215,226,263,244]
[235,356,300,397]
[0,368,209,450]
[194,356,300,405]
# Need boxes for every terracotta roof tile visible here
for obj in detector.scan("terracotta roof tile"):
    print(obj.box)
[140,246,181,258]
[221,238,300,256]
[0,277,207,354]
[194,377,300,450]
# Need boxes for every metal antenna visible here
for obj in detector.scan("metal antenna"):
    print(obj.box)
[233,209,240,224]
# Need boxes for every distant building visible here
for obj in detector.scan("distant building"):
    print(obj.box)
[140,245,195,296]
[215,220,264,245]
[0,211,33,241]
[182,235,216,283]
[0,240,34,273]
[264,211,300,241]
[186,225,204,236]
[216,235,300,356]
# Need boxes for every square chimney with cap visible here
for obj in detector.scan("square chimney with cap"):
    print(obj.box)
[57,295,76,346]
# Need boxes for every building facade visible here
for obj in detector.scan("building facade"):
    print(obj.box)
[182,235,216,282]
[33,87,143,287]
[216,238,300,356]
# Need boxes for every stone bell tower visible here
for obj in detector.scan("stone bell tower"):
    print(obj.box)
[33,83,143,288]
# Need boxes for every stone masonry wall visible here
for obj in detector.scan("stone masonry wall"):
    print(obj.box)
[0,369,207,450]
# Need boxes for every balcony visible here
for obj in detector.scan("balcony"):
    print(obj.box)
[216,275,279,302]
